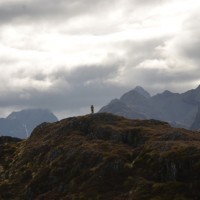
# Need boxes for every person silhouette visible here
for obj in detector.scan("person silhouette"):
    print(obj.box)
[91,105,94,114]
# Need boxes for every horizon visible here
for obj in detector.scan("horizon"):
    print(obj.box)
[1,84,200,120]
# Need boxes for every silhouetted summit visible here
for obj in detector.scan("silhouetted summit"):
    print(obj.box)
[134,86,151,98]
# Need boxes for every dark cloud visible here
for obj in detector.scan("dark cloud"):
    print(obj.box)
[177,13,200,63]
[0,0,171,25]
[133,67,200,85]
[0,0,116,24]
[50,64,121,84]
[0,64,126,118]
[181,41,200,62]
[118,37,167,67]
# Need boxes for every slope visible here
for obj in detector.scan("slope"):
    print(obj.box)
[1,113,200,200]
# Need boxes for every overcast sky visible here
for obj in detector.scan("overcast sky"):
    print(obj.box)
[0,0,200,119]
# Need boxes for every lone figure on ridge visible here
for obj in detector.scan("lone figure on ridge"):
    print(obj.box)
[91,105,94,114]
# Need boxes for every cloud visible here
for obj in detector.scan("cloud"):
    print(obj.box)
[0,63,125,118]
[0,0,200,118]
[0,0,172,28]
[0,0,120,25]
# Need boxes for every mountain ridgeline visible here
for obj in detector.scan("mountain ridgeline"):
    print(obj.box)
[1,113,200,199]
[0,109,58,138]
[99,85,200,130]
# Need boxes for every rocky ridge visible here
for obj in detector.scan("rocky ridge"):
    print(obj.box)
[1,113,200,200]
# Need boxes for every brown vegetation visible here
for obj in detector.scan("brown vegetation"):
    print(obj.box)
[1,113,200,199]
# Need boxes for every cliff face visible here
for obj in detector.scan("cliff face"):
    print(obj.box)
[1,113,200,200]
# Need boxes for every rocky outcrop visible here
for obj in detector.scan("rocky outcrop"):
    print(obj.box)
[1,113,200,200]
[134,86,151,98]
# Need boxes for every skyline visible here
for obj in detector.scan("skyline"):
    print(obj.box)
[0,0,200,119]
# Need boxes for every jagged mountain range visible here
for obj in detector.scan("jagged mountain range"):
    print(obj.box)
[99,85,200,130]
[1,113,200,199]
[0,109,58,138]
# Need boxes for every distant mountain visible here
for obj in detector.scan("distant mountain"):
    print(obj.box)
[0,109,58,138]
[1,113,200,199]
[99,99,147,119]
[181,85,200,105]
[99,85,200,130]
[134,86,151,98]
[190,104,200,130]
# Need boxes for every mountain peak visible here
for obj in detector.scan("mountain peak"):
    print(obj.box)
[195,84,200,90]
[162,90,174,96]
[134,86,151,98]
[0,108,58,138]
[7,108,55,118]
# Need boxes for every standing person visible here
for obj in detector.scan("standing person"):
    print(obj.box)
[91,105,94,114]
